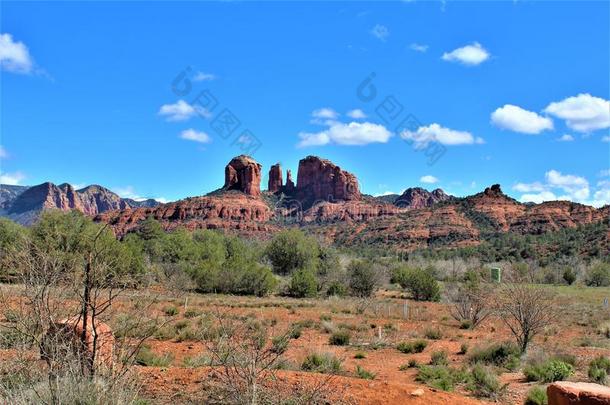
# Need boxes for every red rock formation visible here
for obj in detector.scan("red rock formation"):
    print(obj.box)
[395,187,451,209]
[268,163,283,193]
[295,156,360,206]
[44,316,115,368]
[224,155,262,196]
[96,193,275,237]
[547,381,610,405]
[285,169,295,191]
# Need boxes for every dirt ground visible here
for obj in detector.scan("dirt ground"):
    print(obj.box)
[2,284,609,404]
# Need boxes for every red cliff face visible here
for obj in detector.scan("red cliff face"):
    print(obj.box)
[268,163,283,193]
[395,187,451,209]
[224,155,262,196]
[285,169,295,192]
[295,156,360,206]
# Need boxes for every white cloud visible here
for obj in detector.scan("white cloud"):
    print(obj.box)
[370,24,389,41]
[347,109,366,119]
[374,191,398,197]
[113,186,167,204]
[556,134,574,142]
[420,175,439,184]
[312,108,339,120]
[442,42,490,66]
[0,146,7,159]
[409,43,428,52]
[400,123,482,147]
[601,136,610,143]
[298,121,392,147]
[490,104,553,134]
[0,171,25,185]
[180,128,211,144]
[546,169,589,200]
[520,190,559,204]
[158,100,210,121]
[193,71,216,81]
[513,182,546,193]
[544,93,610,133]
[0,33,33,74]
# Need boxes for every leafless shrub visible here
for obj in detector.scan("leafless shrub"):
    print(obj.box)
[493,284,557,353]
[446,283,491,329]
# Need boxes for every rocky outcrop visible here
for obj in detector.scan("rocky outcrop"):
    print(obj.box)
[268,164,283,193]
[96,193,275,237]
[224,155,262,196]
[295,156,360,207]
[285,170,295,192]
[547,381,610,405]
[395,187,451,209]
[0,182,160,225]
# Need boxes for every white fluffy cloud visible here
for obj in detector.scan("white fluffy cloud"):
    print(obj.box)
[544,93,610,133]
[0,171,25,185]
[180,129,211,144]
[113,186,167,204]
[400,123,484,147]
[556,134,574,142]
[347,109,366,119]
[193,72,216,81]
[158,100,209,121]
[0,33,33,74]
[370,24,389,41]
[409,43,428,52]
[442,42,489,66]
[420,175,439,184]
[490,104,553,134]
[312,108,339,120]
[298,121,392,147]
[514,170,608,205]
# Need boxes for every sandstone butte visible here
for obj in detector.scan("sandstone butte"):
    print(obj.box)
[89,155,609,253]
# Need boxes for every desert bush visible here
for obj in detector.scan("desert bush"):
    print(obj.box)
[354,352,366,359]
[586,262,610,287]
[325,281,347,297]
[355,365,376,380]
[392,266,440,301]
[459,343,469,355]
[447,281,490,329]
[288,269,318,298]
[468,364,504,399]
[588,356,610,384]
[329,330,350,346]
[135,345,173,367]
[397,340,427,354]
[265,229,319,275]
[494,284,556,353]
[301,352,343,374]
[524,386,548,405]
[562,267,577,285]
[430,350,449,366]
[468,342,521,370]
[347,259,380,298]
[416,365,469,391]
[424,328,443,340]
[523,359,574,383]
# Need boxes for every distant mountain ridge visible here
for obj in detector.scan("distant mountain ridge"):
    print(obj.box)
[0,182,161,225]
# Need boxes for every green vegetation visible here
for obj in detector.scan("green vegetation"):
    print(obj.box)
[391,266,440,301]
[588,356,610,385]
[135,345,174,367]
[523,359,574,383]
[355,365,376,380]
[347,259,379,297]
[328,330,350,346]
[525,386,548,405]
[396,340,427,354]
[468,342,521,371]
[301,352,343,374]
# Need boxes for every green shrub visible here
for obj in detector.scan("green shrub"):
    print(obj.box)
[355,365,376,380]
[588,356,610,384]
[416,365,469,391]
[319,314,332,322]
[585,263,610,287]
[562,268,576,285]
[347,260,379,297]
[392,266,441,302]
[468,364,503,399]
[397,339,427,354]
[183,308,201,318]
[265,229,320,275]
[523,360,573,383]
[424,328,443,340]
[301,352,342,374]
[135,345,173,367]
[525,386,548,405]
[468,342,521,370]
[326,281,347,297]
[329,330,350,346]
[430,350,449,366]
[163,306,179,316]
[288,268,318,298]
[354,352,366,359]
[459,343,469,355]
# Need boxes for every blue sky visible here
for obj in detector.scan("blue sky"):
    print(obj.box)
[1,1,609,206]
